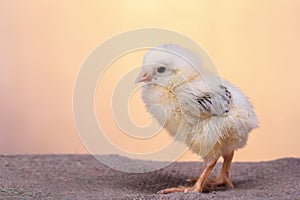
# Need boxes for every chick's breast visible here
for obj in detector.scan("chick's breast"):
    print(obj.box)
[141,84,182,135]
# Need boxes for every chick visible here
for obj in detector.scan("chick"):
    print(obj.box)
[135,44,258,194]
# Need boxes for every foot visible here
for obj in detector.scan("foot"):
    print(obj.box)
[158,159,218,194]
[205,176,233,189]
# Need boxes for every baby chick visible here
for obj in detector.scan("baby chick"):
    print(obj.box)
[135,44,258,194]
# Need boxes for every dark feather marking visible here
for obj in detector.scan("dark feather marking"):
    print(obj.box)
[202,96,212,104]
[219,85,232,99]
[225,89,231,99]
[198,100,209,111]
[219,85,232,105]
[197,94,212,112]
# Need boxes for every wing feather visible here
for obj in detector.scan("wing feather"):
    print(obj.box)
[196,85,232,116]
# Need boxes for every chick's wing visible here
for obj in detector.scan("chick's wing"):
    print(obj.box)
[195,85,232,117]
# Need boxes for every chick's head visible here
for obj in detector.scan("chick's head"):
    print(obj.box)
[135,44,201,87]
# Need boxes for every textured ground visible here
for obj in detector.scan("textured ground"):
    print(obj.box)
[0,155,299,199]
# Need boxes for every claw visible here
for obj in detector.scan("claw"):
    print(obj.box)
[186,178,197,183]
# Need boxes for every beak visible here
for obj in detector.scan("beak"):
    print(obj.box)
[135,70,152,83]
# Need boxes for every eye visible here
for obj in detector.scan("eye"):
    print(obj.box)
[157,66,166,73]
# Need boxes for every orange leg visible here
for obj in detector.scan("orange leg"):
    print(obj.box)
[158,158,218,194]
[206,151,234,189]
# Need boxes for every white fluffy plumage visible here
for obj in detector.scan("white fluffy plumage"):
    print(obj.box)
[135,44,258,194]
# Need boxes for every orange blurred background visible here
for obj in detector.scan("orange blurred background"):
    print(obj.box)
[1,1,300,161]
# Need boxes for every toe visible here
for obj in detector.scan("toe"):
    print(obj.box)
[158,187,185,194]
[205,176,233,189]
[224,177,233,188]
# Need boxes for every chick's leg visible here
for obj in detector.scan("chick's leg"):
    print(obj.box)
[206,151,234,189]
[159,159,218,194]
